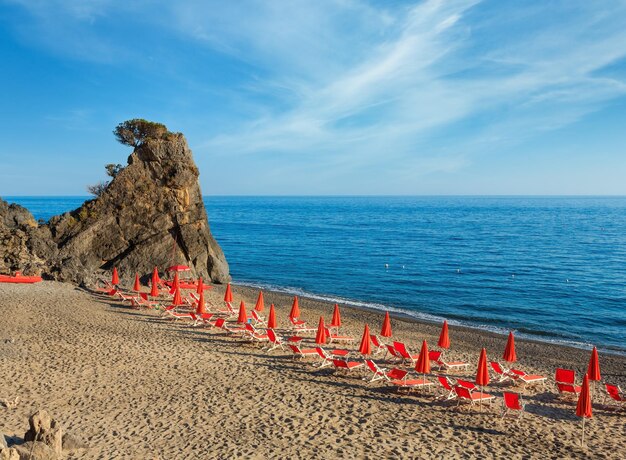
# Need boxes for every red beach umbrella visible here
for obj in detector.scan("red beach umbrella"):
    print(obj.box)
[150,277,159,298]
[172,287,182,306]
[196,277,203,295]
[330,304,341,329]
[151,266,159,284]
[476,347,490,411]
[381,312,392,338]
[587,347,601,382]
[224,283,233,303]
[415,340,431,375]
[196,289,206,315]
[111,267,119,285]
[169,272,180,294]
[503,331,517,363]
[289,296,300,319]
[576,374,593,446]
[438,320,450,349]
[267,304,277,329]
[237,301,248,324]
[315,316,327,345]
[133,273,141,292]
[359,324,372,355]
[255,291,265,312]
[476,348,490,386]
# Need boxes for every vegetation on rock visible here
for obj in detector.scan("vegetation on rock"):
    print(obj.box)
[113,119,170,147]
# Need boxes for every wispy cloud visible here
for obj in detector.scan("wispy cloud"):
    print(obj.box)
[2,0,626,193]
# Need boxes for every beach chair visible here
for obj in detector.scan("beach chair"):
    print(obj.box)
[386,369,433,393]
[501,392,525,421]
[432,351,469,372]
[370,335,386,354]
[316,347,350,368]
[251,310,266,327]
[436,375,457,401]
[325,328,355,344]
[456,379,479,391]
[604,383,625,408]
[192,312,215,327]
[289,317,317,333]
[555,368,581,397]
[508,369,546,387]
[454,386,495,407]
[490,361,516,383]
[364,359,388,382]
[332,359,364,374]
[393,342,419,365]
[289,344,319,360]
[244,323,269,343]
[266,329,285,352]
[386,344,404,363]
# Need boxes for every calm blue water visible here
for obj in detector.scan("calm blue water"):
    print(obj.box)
[5,195,626,354]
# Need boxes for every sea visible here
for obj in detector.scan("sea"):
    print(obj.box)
[5,195,626,355]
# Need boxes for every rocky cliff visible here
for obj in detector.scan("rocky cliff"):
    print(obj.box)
[0,122,230,285]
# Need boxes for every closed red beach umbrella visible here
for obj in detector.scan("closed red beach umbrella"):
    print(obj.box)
[169,272,180,294]
[172,287,182,306]
[111,267,119,285]
[415,340,431,375]
[330,304,341,328]
[576,374,593,446]
[196,289,206,315]
[152,266,160,283]
[587,347,601,381]
[196,277,203,295]
[381,312,392,338]
[133,273,141,292]
[255,291,265,312]
[359,324,371,355]
[267,304,277,329]
[290,296,300,319]
[237,301,248,324]
[438,320,450,349]
[476,348,490,386]
[150,277,159,298]
[503,331,517,363]
[315,316,327,345]
[224,283,233,303]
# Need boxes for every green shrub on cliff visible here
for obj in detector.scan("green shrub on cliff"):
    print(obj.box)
[113,119,170,147]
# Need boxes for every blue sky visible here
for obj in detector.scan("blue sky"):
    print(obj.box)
[1,0,625,196]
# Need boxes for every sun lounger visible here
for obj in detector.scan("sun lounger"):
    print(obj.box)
[325,328,355,344]
[251,310,266,327]
[332,359,364,373]
[454,386,495,407]
[508,369,546,387]
[604,383,625,408]
[369,335,386,354]
[436,375,457,401]
[289,344,319,360]
[265,329,285,352]
[289,317,317,333]
[555,368,581,397]
[432,351,469,372]
[385,344,404,363]
[386,369,433,392]
[316,347,350,368]
[501,392,525,420]
[489,361,516,383]
[393,341,419,365]
[244,323,269,343]
[364,359,388,382]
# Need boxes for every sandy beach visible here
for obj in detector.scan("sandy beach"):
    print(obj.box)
[1,281,624,459]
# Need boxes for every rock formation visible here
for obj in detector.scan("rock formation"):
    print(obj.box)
[0,121,230,285]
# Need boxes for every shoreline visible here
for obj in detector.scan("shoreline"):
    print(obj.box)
[232,280,625,358]
[227,283,626,384]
